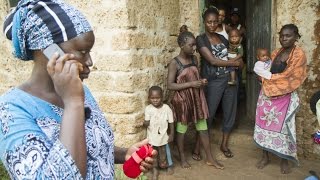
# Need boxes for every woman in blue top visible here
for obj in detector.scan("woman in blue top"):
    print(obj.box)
[0,0,155,179]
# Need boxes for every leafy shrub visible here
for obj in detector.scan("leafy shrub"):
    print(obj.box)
[0,162,9,180]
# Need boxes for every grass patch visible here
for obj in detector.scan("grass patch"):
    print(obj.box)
[0,162,148,180]
[115,165,148,180]
[0,162,9,180]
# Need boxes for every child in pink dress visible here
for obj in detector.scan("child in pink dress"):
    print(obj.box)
[167,25,224,170]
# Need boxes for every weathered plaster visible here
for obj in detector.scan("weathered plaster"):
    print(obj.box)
[275,0,320,159]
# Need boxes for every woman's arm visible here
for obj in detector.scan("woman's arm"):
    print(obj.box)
[198,46,242,67]
[167,59,202,91]
[47,54,87,177]
[59,101,86,176]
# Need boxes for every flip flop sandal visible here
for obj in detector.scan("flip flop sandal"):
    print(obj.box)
[221,148,234,158]
[192,152,202,161]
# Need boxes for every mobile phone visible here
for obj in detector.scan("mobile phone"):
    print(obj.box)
[43,43,65,60]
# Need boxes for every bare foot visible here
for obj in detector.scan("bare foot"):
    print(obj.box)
[256,157,270,169]
[152,168,159,180]
[206,159,224,170]
[180,160,191,169]
[167,167,174,175]
[280,159,290,174]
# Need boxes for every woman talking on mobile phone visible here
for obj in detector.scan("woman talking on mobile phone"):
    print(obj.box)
[0,0,156,179]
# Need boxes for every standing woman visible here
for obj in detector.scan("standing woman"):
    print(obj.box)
[195,7,243,158]
[254,24,307,174]
[0,0,155,179]
[215,8,230,40]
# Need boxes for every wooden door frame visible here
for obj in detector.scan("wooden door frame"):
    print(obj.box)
[197,0,277,122]
[271,0,277,50]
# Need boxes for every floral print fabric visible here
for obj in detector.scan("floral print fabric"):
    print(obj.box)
[254,91,299,164]
[0,86,114,179]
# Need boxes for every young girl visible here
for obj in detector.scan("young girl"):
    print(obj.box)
[228,29,244,85]
[143,86,174,179]
[167,25,224,169]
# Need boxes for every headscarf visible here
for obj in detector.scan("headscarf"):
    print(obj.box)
[3,0,92,60]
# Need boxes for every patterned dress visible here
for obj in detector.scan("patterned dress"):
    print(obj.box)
[170,57,209,124]
[254,47,307,164]
[0,86,115,179]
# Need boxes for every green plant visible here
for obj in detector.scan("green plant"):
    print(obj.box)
[115,165,148,180]
[0,162,148,180]
[137,173,148,180]
[0,162,10,180]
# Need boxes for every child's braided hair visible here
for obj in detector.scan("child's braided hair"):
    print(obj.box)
[177,25,195,46]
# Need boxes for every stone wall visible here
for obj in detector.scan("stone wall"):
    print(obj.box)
[274,0,320,159]
[0,0,199,148]
[66,0,184,147]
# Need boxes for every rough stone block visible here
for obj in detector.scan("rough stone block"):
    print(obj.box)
[132,55,155,70]
[110,112,144,135]
[111,31,130,50]
[93,54,155,72]
[114,72,150,93]
[98,93,143,114]
[93,54,132,72]
[84,72,112,92]
[114,131,146,148]
[128,32,153,49]
[111,31,154,50]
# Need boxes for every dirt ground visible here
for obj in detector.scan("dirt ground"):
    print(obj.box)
[123,101,320,180]
[152,144,320,180]
[115,122,320,180]
[144,126,320,180]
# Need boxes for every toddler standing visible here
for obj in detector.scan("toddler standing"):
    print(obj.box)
[143,86,174,180]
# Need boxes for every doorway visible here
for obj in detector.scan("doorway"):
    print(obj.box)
[200,0,273,126]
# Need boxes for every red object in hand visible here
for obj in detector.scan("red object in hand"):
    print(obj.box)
[123,144,153,178]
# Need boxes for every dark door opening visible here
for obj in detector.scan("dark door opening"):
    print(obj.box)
[200,0,272,127]
[245,0,272,123]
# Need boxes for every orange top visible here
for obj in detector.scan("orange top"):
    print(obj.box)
[262,46,307,97]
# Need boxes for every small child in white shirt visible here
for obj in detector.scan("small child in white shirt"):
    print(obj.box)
[143,86,174,179]
[253,48,272,80]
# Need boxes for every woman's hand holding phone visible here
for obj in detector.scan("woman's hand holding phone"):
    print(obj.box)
[45,44,84,105]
